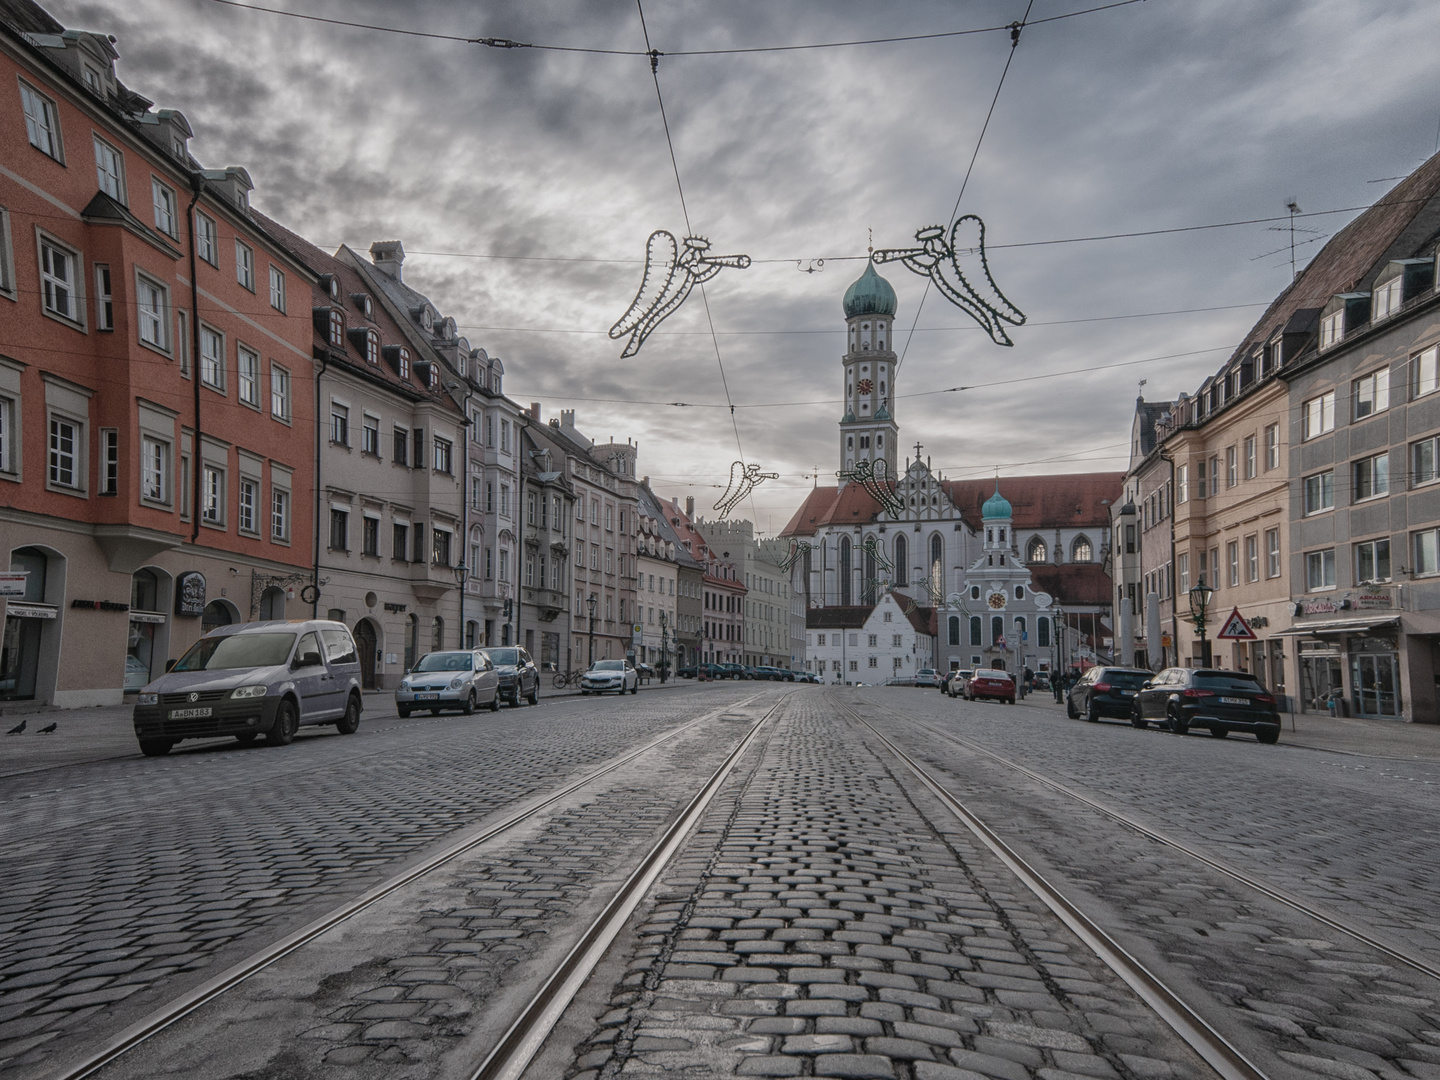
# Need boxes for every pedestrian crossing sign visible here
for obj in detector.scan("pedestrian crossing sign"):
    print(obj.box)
[1215,607,1257,641]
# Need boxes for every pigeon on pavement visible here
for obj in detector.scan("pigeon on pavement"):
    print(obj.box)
[5,719,24,735]
[37,722,57,734]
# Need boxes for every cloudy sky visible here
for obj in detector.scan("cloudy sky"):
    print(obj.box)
[54,0,1440,532]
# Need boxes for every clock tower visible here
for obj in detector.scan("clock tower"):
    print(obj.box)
[839,261,900,483]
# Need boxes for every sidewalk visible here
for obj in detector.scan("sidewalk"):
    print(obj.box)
[1016,691,1440,761]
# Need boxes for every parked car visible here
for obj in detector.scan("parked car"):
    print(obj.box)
[397,650,501,717]
[943,669,974,698]
[1131,668,1280,742]
[677,665,698,679]
[479,646,540,707]
[966,669,1015,704]
[716,663,749,680]
[915,668,942,689]
[796,671,820,683]
[132,620,364,756]
[581,659,639,694]
[1032,672,1051,692]
[1067,665,1152,722]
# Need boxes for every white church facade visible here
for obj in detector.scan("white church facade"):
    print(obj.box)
[781,260,1122,676]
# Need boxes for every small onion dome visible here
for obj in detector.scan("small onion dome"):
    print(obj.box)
[982,485,1013,520]
[843,261,897,318]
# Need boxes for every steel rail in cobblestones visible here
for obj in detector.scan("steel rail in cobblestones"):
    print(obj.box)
[48,693,771,1080]
[903,715,1440,985]
[841,702,1271,1080]
[469,696,786,1080]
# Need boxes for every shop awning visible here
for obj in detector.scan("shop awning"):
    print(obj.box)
[1273,616,1399,636]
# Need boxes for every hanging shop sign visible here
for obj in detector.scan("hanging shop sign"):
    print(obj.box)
[176,572,207,617]
[0,572,29,597]
[7,603,56,619]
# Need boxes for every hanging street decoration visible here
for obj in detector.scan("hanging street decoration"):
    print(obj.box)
[610,231,752,357]
[860,536,894,572]
[713,460,780,518]
[842,458,905,518]
[778,539,812,573]
[873,216,1026,347]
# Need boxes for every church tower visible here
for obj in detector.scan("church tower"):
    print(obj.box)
[839,261,900,482]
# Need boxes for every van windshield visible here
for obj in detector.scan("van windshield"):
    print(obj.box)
[173,633,296,672]
[414,652,474,672]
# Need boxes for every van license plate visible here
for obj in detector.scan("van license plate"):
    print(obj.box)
[415,693,439,701]
[1220,696,1249,705]
[169,707,212,720]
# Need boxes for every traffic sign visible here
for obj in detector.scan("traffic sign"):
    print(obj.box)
[1215,607,1257,641]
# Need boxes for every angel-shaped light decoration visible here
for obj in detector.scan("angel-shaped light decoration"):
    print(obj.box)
[610,231,751,357]
[713,460,779,519]
[860,536,894,573]
[842,458,904,518]
[873,215,1025,347]
[778,539,812,573]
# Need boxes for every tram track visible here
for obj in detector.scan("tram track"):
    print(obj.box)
[47,691,784,1080]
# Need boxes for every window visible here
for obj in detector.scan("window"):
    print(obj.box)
[48,416,80,488]
[433,436,452,474]
[1302,391,1336,440]
[362,415,379,456]
[1176,465,1188,503]
[1266,529,1281,578]
[330,403,349,445]
[202,465,224,524]
[1412,345,1439,400]
[93,137,126,202]
[268,265,285,311]
[364,329,379,365]
[195,211,217,265]
[605,504,613,531]
[868,657,878,669]
[1414,436,1440,487]
[141,436,168,503]
[39,236,80,323]
[1373,276,1402,321]
[99,428,118,495]
[94,264,113,331]
[1353,453,1389,501]
[237,346,260,407]
[868,633,878,647]
[1356,538,1391,584]
[271,487,289,540]
[238,477,257,533]
[1209,455,1220,496]
[1265,424,1280,470]
[1353,369,1390,421]
[486,481,494,513]
[1319,310,1342,351]
[1244,436,1256,479]
[235,240,255,290]
[1071,536,1092,562]
[412,429,425,470]
[0,206,13,299]
[1196,459,1206,498]
[1245,535,1258,583]
[20,82,62,160]
[134,273,171,351]
[151,178,177,238]
[329,508,348,550]
[1227,541,1239,587]
[393,522,409,561]
[176,309,190,375]
[397,348,410,380]
[199,325,224,389]
[363,516,379,556]
[1178,552,1189,593]
[1306,549,1336,591]
[393,427,409,466]
[328,309,345,348]
[1415,530,1440,577]
[270,364,290,420]
[499,548,509,582]
[500,419,510,452]
[500,484,510,516]
[1226,446,1237,487]
[1303,470,1334,515]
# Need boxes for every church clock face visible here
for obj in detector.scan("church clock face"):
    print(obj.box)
[856,378,874,395]
[986,591,1007,610]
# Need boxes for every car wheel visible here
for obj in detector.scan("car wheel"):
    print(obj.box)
[1166,707,1189,736]
[1209,726,1228,739]
[235,732,258,745]
[631,682,638,695]
[1007,698,1015,706]
[462,690,476,716]
[1086,700,1102,723]
[336,694,361,734]
[1130,703,1147,729]
[489,690,501,712]
[265,699,298,746]
[1066,696,1079,719]
[138,737,174,757]
[1257,728,1280,745]
[429,707,441,716]
[527,684,539,706]
[398,705,412,718]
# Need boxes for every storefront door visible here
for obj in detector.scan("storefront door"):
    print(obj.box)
[1351,652,1401,717]
[1300,652,1343,713]
[0,615,42,699]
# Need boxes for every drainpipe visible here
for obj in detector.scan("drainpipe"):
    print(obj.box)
[185,176,204,543]
[458,384,474,648]
[312,352,329,617]
[1160,450,1180,669]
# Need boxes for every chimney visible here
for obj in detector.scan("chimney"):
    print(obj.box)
[560,409,576,429]
[530,401,541,421]
[685,496,695,517]
[370,241,405,282]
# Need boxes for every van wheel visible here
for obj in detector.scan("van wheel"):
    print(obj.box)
[139,738,174,757]
[265,700,298,746]
[336,694,361,734]
[462,690,476,716]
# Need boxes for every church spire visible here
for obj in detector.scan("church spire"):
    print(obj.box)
[839,258,900,482]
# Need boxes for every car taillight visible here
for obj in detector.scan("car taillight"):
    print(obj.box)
[1093,683,1111,693]
[1255,694,1275,705]
[1182,688,1215,698]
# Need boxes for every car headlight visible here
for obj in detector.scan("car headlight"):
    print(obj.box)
[231,685,267,699]
[449,676,466,689]
[138,692,158,706]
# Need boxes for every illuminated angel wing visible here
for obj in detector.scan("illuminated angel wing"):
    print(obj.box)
[610,230,683,357]
[713,460,747,514]
[934,216,1025,346]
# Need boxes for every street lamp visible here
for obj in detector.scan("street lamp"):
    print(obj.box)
[1188,581,1214,667]
[659,611,670,684]
[586,592,598,668]
[454,562,469,648]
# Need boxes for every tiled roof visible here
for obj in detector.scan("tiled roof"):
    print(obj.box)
[0,0,63,36]
[1029,563,1113,607]
[890,591,937,636]
[806,607,871,630]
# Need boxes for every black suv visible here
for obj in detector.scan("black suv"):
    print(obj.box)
[1067,666,1152,722]
[479,646,540,706]
[1131,667,1281,743]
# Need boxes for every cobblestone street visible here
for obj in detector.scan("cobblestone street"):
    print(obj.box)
[2,685,1438,1080]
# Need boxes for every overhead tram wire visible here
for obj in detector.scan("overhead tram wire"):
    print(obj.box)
[894,0,1035,378]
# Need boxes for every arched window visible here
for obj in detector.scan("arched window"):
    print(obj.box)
[1027,537,1047,563]
[991,616,1004,646]
[405,613,419,671]
[893,534,908,587]
[948,616,960,646]
[970,616,982,647]
[1038,617,1051,648]
[970,585,980,601]
[929,534,943,598]
[1072,535,1093,563]
[1014,616,1026,641]
[839,536,852,606]
[432,616,445,651]
[863,539,877,605]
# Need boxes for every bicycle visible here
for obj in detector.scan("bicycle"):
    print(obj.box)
[553,669,584,689]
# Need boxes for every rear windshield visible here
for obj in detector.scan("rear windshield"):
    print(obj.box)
[414,652,473,672]
[593,660,625,671]
[483,649,519,666]
[174,633,296,672]
[1102,671,1150,687]
[1193,672,1263,691]
[976,671,1012,680]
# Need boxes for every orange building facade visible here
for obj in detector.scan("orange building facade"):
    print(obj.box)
[0,12,314,705]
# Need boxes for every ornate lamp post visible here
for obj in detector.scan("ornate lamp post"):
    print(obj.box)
[659,610,670,684]
[586,592,598,668]
[1188,581,1214,667]
[453,562,469,648]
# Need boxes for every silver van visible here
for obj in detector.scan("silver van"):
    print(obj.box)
[132,620,364,756]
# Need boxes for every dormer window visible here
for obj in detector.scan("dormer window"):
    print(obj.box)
[422,307,434,331]
[321,274,340,300]
[1320,292,1370,351]
[329,309,344,348]
[1373,276,1402,321]
[82,66,102,94]
[1319,310,1342,349]
[398,348,410,379]
[366,329,379,365]
[351,293,373,318]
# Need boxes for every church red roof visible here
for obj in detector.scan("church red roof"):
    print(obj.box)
[1029,563,1113,607]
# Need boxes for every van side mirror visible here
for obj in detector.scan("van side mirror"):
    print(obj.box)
[165,658,177,672]
[294,651,322,669]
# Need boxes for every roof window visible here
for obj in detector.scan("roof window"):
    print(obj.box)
[350,293,373,318]
[1319,292,1370,351]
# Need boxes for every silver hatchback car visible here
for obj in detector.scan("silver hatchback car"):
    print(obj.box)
[396,650,501,717]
